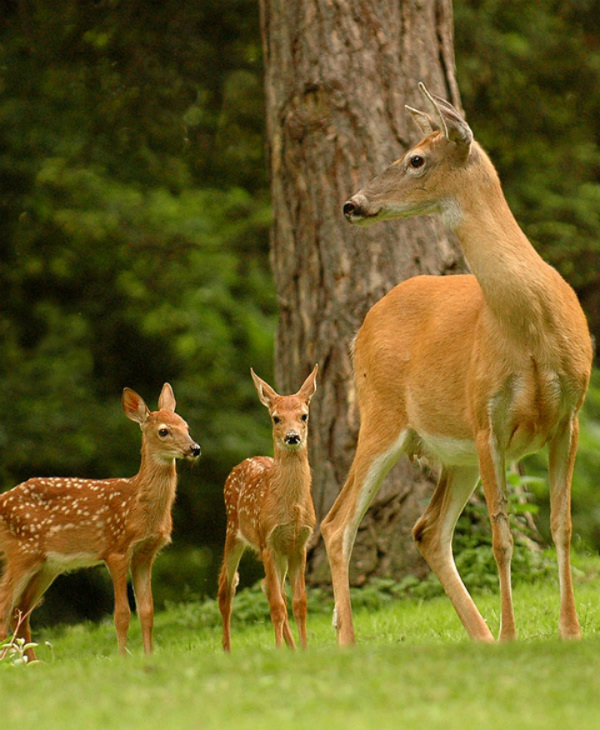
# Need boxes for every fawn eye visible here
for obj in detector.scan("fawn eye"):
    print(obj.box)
[272,416,280,424]
[300,414,308,422]
[409,155,425,169]
[158,428,169,437]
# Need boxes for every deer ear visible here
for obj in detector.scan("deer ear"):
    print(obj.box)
[405,105,437,136]
[250,368,279,409]
[122,388,151,424]
[158,383,176,412]
[297,364,318,404]
[430,94,473,150]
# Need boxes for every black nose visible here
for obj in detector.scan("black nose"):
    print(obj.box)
[285,433,300,445]
[343,200,357,218]
[191,444,201,457]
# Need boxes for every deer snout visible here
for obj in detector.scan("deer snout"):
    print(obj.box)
[343,194,378,224]
[343,197,362,219]
[284,432,301,446]
[189,442,202,458]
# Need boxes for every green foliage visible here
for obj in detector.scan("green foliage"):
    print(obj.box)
[455,0,600,311]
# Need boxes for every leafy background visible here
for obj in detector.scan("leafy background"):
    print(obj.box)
[0,0,599,622]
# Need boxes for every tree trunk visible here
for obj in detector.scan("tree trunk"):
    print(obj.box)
[259,0,467,585]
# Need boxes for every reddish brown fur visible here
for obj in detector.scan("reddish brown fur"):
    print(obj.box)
[218,365,318,651]
[0,384,200,660]
[321,85,592,646]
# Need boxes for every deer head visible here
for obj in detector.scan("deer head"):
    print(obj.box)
[122,383,201,462]
[342,83,474,227]
[251,365,318,451]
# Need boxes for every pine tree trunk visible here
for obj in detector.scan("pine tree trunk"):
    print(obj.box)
[259,0,467,585]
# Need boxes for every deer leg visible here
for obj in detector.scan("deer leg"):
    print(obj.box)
[218,534,245,652]
[477,430,515,640]
[14,567,57,662]
[131,550,158,655]
[321,427,408,647]
[105,554,131,656]
[412,465,493,641]
[548,416,580,639]
[0,558,40,644]
[262,548,295,649]
[288,550,309,649]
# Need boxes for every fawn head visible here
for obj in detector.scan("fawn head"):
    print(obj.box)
[251,365,318,451]
[343,82,475,228]
[122,383,201,463]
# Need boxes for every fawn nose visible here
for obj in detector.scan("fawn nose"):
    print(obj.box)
[284,432,301,446]
[191,443,201,457]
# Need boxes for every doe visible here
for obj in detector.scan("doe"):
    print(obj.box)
[321,83,592,646]
[0,383,200,660]
[218,365,318,651]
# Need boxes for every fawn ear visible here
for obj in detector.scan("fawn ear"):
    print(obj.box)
[122,388,151,424]
[251,368,279,409]
[158,382,176,412]
[297,364,318,404]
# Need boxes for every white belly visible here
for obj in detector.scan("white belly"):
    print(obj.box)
[419,434,479,467]
[46,551,103,572]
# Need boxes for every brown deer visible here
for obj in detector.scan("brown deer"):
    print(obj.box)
[0,384,200,660]
[218,365,318,651]
[321,83,592,646]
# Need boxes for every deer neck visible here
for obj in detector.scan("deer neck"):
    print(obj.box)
[451,156,558,344]
[132,443,178,524]
[270,446,311,509]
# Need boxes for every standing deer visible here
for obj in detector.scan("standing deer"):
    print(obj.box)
[321,83,592,646]
[218,365,318,651]
[0,383,200,660]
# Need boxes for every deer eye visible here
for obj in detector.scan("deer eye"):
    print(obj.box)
[158,428,169,437]
[300,413,308,422]
[409,155,425,169]
[272,416,280,424]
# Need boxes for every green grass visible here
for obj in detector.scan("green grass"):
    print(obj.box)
[3,563,600,730]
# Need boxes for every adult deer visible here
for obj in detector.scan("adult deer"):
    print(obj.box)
[0,384,200,660]
[321,83,592,645]
[218,365,318,651]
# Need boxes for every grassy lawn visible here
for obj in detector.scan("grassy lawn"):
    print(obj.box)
[2,562,600,730]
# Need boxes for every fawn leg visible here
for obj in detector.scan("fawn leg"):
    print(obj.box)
[131,548,159,655]
[262,548,295,649]
[288,550,309,649]
[105,553,131,656]
[14,567,57,662]
[218,534,245,652]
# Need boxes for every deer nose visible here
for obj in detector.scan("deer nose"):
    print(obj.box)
[284,432,301,445]
[343,199,359,218]
[191,444,201,457]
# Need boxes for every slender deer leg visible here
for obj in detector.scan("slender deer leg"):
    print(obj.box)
[262,547,295,649]
[105,554,131,656]
[0,560,39,643]
[218,534,245,652]
[131,550,158,655]
[321,428,408,647]
[548,416,581,639]
[477,430,516,640]
[288,550,308,649]
[14,567,57,662]
[413,465,493,641]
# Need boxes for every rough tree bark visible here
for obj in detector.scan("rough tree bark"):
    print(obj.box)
[259,0,467,584]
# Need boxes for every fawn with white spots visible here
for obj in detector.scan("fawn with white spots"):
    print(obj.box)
[218,365,318,651]
[0,383,200,660]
